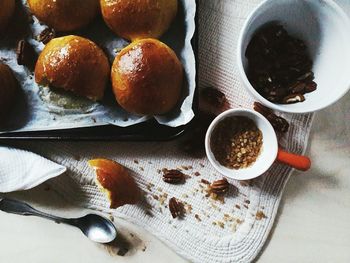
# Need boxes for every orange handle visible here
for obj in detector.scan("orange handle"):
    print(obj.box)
[276,149,311,171]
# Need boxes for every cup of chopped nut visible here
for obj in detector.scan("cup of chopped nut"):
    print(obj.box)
[237,0,350,113]
[205,109,311,180]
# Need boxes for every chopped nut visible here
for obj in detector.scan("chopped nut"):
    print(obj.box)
[211,116,263,169]
[236,219,244,224]
[194,214,201,222]
[217,221,225,229]
[256,211,267,220]
[235,204,241,209]
[194,171,201,177]
[201,179,210,185]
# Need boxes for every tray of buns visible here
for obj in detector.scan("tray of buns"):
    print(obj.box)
[0,0,197,141]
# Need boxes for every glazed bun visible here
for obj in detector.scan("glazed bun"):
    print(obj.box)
[0,63,18,122]
[27,0,99,32]
[0,0,15,33]
[112,38,183,115]
[100,0,178,41]
[88,159,140,209]
[35,35,110,101]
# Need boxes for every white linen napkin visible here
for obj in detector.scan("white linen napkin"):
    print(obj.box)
[0,146,66,193]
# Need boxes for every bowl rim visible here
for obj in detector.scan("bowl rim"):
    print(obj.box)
[205,108,278,181]
[236,0,350,114]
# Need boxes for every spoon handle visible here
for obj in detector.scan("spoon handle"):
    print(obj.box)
[0,198,72,225]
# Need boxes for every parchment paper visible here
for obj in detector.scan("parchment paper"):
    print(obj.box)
[0,0,196,133]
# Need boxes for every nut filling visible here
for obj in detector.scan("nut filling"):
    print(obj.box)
[211,116,263,170]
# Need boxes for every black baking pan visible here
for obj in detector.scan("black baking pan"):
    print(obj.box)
[0,1,199,142]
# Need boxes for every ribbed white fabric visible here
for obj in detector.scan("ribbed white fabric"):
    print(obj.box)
[7,1,316,262]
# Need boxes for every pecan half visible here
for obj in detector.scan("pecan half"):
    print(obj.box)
[200,87,228,110]
[283,94,305,104]
[210,178,229,195]
[169,197,183,219]
[162,170,185,184]
[37,28,55,44]
[16,40,37,70]
[305,81,317,93]
[254,102,289,133]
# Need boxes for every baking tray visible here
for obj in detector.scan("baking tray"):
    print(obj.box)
[0,1,198,142]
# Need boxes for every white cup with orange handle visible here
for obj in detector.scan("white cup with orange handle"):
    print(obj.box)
[205,109,311,181]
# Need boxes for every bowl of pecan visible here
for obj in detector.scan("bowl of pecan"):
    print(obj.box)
[237,0,350,113]
[205,109,311,180]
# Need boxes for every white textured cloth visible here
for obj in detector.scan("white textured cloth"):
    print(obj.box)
[5,0,317,262]
[0,146,66,193]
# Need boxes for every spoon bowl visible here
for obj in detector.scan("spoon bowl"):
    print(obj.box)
[77,214,117,243]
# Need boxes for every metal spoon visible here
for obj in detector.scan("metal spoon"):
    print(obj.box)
[0,198,117,243]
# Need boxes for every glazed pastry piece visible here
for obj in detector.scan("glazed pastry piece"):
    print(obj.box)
[27,0,99,32]
[0,63,18,122]
[88,159,140,209]
[112,38,183,115]
[0,0,15,33]
[35,35,110,101]
[100,0,178,41]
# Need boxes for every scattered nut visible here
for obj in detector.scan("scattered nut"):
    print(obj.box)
[169,197,184,219]
[210,178,229,195]
[162,170,185,184]
[16,40,37,70]
[37,28,55,44]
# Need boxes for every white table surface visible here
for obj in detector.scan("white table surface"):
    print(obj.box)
[1,1,350,262]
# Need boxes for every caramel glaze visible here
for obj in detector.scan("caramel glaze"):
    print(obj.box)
[35,35,110,101]
[112,38,183,115]
[0,63,18,123]
[111,39,183,115]
[0,0,15,33]
[89,159,140,209]
[27,0,99,32]
[100,0,178,41]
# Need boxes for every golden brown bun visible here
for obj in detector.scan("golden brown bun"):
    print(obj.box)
[0,63,18,122]
[0,0,15,33]
[88,159,140,209]
[100,0,178,41]
[35,35,110,101]
[27,0,99,32]
[112,38,183,115]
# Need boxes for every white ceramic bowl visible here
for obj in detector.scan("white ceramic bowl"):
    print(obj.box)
[237,0,350,113]
[205,109,278,181]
